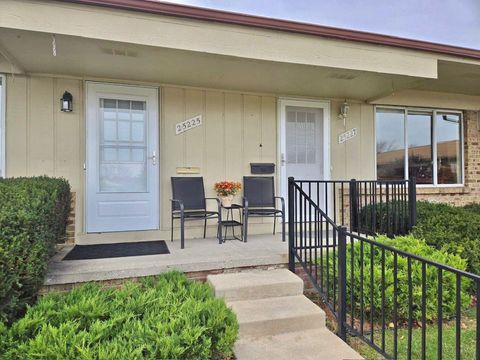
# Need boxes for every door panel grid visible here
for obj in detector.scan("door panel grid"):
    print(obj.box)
[99,98,148,193]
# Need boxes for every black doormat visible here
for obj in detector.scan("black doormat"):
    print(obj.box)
[63,240,170,261]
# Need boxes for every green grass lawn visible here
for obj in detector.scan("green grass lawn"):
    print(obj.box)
[306,291,477,360]
[349,309,477,360]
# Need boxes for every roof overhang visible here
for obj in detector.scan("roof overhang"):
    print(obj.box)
[61,0,480,60]
[0,28,427,101]
[0,1,478,102]
[0,0,439,79]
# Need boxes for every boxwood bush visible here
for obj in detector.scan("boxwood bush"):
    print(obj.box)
[320,235,470,323]
[0,272,238,360]
[358,201,410,235]
[359,200,480,276]
[412,201,480,276]
[462,203,480,215]
[0,177,71,323]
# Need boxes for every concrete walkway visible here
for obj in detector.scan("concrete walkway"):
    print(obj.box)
[208,269,363,360]
[45,234,287,286]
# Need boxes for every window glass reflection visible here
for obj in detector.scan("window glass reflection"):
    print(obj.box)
[376,109,405,180]
[437,113,462,184]
[407,112,433,184]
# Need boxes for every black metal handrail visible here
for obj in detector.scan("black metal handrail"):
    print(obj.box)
[288,177,480,360]
[293,178,416,237]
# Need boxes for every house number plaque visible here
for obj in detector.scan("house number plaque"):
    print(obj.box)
[176,115,202,135]
[338,128,357,144]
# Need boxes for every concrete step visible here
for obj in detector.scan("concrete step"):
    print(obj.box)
[207,269,303,301]
[234,328,363,360]
[228,294,325,338]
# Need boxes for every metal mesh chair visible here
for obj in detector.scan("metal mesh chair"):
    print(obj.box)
[243,176,285,242]
[171,177,221,249]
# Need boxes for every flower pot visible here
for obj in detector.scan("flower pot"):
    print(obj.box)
[220,195,234,207]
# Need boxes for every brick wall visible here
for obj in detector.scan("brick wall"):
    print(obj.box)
[65,192,76,244]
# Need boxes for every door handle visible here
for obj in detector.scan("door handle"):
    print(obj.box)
[281,153,286,165]
[148,151,157,165]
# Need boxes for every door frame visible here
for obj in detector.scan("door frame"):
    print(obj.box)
[278,98,331,203]
[0,74,5,178]
[84,81,160,233]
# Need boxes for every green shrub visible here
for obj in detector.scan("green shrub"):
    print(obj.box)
[1,272,238,360]
[0,177,71,323]
[462,203,480,215]
[358,201,410,235]
[320,235,470,323]
[412,201,480,275]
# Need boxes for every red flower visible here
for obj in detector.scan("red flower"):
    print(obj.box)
[214,181,241,196]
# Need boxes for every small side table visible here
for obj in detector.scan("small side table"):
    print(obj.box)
[219,204,245,243]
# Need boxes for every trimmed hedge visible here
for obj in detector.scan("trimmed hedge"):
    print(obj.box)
[320,235,470,323]
[462,203,480,215]
[0,177,71,323]
[359,200,480,276]
[0,272,238,359]
[412,201,480,276]
[358,201,410,235]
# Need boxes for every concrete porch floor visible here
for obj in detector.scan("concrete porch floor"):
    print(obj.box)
[44,234,288,288]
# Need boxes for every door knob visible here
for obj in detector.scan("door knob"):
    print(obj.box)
[148,151,157,165]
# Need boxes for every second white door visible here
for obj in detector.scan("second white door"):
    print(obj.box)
[280,99,330,212]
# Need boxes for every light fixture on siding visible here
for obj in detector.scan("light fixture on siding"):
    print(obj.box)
[338,100,349,126]
[60,91,73,112]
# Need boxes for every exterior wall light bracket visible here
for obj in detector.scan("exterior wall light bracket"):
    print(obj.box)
[338,100,349,126]
[61,91,73,112]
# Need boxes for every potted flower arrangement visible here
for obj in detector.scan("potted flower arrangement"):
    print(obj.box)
[214,181,242,207]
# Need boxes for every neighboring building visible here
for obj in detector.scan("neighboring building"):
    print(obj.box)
[0,0,479,243]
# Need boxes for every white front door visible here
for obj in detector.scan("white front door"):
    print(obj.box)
[86,82,159,233]
[279,99,330,212]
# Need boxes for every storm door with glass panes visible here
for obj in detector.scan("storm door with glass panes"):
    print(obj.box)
[86,83,159,232]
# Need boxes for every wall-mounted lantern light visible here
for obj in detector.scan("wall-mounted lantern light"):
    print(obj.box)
[60,91,73,112]
[338,100,349,126]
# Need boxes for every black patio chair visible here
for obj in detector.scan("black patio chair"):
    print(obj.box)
[171,177,221,249]
[242,176,285,242]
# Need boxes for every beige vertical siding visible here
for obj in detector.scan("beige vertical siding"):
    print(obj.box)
[330,100,375,180]
[5,75,84,233]
[4,75,380,238]
[160,87,277,229]
[5,76,28,176]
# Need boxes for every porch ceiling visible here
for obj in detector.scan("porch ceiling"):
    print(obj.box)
[1,28,479,100]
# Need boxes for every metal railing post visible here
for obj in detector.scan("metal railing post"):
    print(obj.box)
[349,179,358,232]
[408,177,417,230]
[288,177,295,273]
[337,226,347,341]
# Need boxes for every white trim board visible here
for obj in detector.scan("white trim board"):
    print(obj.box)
[0,74,5,178]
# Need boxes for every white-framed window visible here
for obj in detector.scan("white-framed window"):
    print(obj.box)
[0,74,4,178]
[375,106,463,186]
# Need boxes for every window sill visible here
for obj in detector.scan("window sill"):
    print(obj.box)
[416,186,468,195]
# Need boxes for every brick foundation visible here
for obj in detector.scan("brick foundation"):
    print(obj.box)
[294,265,314,290]
[65,192,76,244]
[39,263,289,295]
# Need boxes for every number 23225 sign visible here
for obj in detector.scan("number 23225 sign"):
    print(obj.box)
[176,115,202,135]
